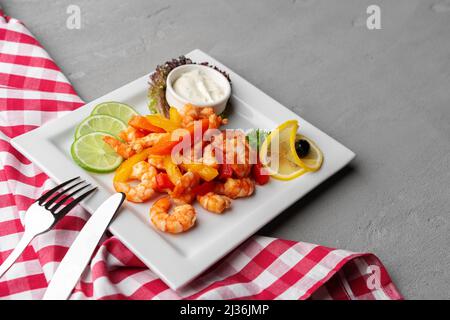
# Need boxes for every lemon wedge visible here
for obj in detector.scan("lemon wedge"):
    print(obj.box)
[259,120,305,180]
[259,120,323,181]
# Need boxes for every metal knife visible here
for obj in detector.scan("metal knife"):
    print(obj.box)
[43,192,125,300]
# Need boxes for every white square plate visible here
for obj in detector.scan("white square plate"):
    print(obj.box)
[11,49,355,290]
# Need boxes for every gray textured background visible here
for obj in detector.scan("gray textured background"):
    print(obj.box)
[2,0,449,299]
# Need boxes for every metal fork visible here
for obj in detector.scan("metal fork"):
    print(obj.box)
[0,177,97,278]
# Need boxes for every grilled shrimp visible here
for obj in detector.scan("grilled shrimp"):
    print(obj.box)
[103,135,135,159]
[227,133,252,178]
[197,192,231,214]
[206,112,228,129]
[114,161,157,202]
[180,104,227,129]
[171,171,200,204]
[148,155,166,170]
[150,196,196,233]
[211,131,252,177]
[230,163,252,178]
[215,178,255,199]
[118,126,146,142]
[201,144,219,168]
[131,133,170,153]
[129,161,151,179]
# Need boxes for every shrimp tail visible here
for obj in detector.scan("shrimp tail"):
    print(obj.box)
[103,135,135,159]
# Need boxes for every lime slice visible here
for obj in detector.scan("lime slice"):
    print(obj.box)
[91,101,138,124]
[71,132,123,173]
[74,114,127,139]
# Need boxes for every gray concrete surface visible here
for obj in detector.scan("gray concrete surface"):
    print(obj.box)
[2,0,449,299]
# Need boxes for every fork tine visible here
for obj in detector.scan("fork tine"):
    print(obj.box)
[44,180,86,210]
[37,177,79,205]
[49,183,91,213]
[53,187,97,218]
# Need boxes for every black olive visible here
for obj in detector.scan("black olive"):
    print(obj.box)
[295,139,310,158]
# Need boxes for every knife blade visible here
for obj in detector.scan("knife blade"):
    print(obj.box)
[43,192,125,300]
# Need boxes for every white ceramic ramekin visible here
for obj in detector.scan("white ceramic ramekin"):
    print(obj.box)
[165,64,231,115]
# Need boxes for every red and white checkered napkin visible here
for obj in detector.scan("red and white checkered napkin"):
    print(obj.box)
[0,11,402,300]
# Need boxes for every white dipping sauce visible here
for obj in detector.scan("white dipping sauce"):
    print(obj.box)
[172,69,225,104]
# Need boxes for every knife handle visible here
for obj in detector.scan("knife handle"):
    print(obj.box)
[43,193,125,300]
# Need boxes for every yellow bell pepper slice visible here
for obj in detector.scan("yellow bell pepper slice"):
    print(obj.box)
[181,163,219,182]
[146,114,180,132]
[114,148,150,182]
[163,155,182,185]
[169,107,183,127]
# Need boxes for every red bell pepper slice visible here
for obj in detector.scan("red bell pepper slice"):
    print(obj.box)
[192,181,216,196]
[155,173,175,192]
[147,140,179,155]
[252,161,270,185]
[128,115,166,133]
